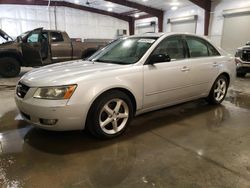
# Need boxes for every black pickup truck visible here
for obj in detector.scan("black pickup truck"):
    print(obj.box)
[0,28,108,77]
[235,41,250,77]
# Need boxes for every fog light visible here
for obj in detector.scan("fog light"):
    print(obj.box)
[39,118,58,125]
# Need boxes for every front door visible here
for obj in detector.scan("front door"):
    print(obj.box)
[143,35,190,108]
[22,28,44,66]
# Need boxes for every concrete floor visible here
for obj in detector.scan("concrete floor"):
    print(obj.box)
[1,69,250,188]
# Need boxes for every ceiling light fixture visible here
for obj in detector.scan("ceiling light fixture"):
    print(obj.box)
[134,14,140,18]
[171,6,178,11]
[74,0,80,4]
[108,7,113,12]
[142,0,148,2]
[170,2,180,6]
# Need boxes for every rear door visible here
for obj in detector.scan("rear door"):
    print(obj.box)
[184,35,220,96]
[21,28,43,66]
[50,31,72,62]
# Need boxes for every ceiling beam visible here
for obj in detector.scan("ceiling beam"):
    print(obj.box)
[134,14,155,20]
[104,0,163,17]
[188,0,211,11]
[0,0,131,22]
[121,10,141,16]
[189,0,211,36]
[105,0,164,32]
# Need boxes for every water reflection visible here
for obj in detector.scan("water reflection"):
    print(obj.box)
[0,110,27,132]
[205,105,230,130]
[1,127,136,187]
[226,90,250,110]
[0,127,31,154]
[0,156,24,188]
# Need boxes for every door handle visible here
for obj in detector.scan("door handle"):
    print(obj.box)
[181,66,190,72]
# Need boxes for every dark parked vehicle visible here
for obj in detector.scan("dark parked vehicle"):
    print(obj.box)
[235,41,250,77]
[0,28,108,77]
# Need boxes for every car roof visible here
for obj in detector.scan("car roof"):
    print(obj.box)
[128,32,207,39]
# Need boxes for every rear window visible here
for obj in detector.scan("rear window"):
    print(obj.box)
[51,32,64,42]
[186,36,220,58]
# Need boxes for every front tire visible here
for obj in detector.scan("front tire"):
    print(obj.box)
[0,57,20,77]
[207,75,229,105]
[86,90,133,139]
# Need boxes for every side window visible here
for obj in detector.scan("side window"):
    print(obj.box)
[27,33,39,43]
[51,32,64,43]
[153,36,185,61]
[42,32,48,40]
[207,42,220,56]
[186,37,209,58]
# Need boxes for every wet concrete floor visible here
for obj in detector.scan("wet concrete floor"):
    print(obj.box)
[1,70,250,187]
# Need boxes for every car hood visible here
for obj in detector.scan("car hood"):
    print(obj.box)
[237,45,250,51]
[20,60,131,87]
[0,41,18,49]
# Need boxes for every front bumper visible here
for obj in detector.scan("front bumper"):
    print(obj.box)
[236,57,250,73]
[15,88,87,131]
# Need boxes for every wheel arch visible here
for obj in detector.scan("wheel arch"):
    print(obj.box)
[0,51,23,66]
[87,87,137,117]
[219,72,230,85]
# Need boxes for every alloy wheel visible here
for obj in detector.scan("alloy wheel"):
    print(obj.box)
[214,78,227,102]
[99,98,129,135]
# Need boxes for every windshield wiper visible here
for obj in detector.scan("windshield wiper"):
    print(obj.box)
[95,59,128,65]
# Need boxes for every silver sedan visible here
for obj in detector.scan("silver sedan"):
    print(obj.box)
[15,33,236,138]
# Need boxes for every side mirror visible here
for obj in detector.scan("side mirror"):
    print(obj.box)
[149,54,171,64]
[16,36,23,43]
[246,41,250,46]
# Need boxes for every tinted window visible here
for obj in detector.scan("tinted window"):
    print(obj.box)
[186,37,209,58]
[207,42,220,56]
[153,36,185,60]
[42,32,48,40]
[51,32,63,42]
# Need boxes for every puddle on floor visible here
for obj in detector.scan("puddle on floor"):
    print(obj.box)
[0,110,27,132]
[226,90,250,110]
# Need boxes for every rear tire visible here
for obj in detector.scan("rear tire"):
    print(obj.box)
[0,57,20,77]
[236,72,246,78]
[86,90,133,139]
[207,75,229,105]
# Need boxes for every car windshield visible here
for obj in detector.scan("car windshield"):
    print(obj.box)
[88,37,158,65]
[0,29,13,44]
[0,36,6,44]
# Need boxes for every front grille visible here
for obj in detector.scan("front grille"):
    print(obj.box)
[16,82,30,98]
[242,50,250,62]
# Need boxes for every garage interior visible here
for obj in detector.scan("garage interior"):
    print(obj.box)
[1,0,250,187]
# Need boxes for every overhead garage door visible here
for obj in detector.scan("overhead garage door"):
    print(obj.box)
[135,22,156,34]
[171,20,197,33]
[169,15,197,34]
[222,14,250,54]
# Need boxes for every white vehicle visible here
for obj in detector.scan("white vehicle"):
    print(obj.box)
[15,33,236,138]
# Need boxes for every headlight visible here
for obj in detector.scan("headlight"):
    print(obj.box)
[33,85,77,100]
